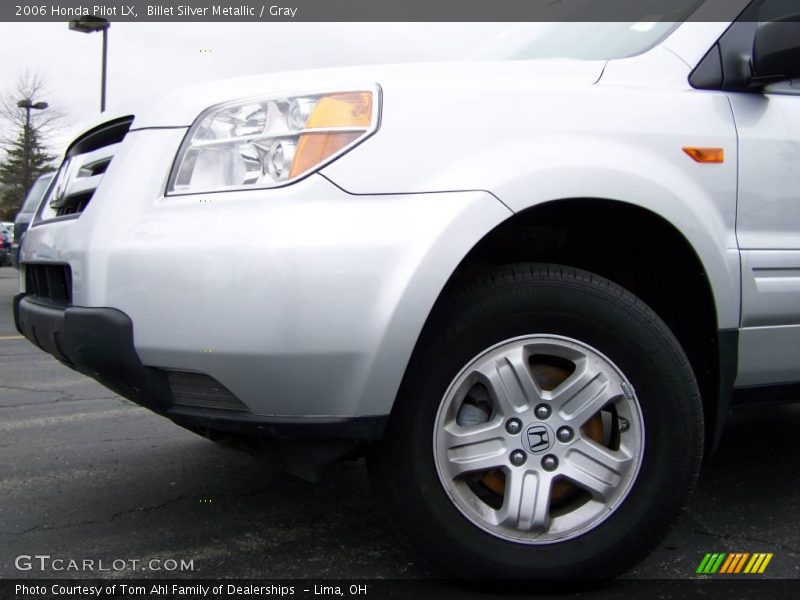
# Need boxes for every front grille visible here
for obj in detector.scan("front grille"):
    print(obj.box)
[25,264,72,305]
[55,191,93,217]
[40,116,134,221]
[166,370,250,412]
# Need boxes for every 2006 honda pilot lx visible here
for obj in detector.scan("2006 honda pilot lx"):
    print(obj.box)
[14,0,800,580]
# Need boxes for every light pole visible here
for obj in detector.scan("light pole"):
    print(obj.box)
[16,99,49,196]
[69,17,110,112]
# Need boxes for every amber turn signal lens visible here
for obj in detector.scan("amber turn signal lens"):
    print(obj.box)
[289,132,361,179]
[682,147,724,163]
[306,92,373,128]
[288,91,374,178]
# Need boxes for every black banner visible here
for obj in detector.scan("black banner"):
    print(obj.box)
[3,0,758,23]
[3,579,800,600]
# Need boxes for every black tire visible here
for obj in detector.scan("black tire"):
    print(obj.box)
[368,264,703,580]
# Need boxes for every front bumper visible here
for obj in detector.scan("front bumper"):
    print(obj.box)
[14,296,172,411]
[13,295,387,440]
[18,124,511,433]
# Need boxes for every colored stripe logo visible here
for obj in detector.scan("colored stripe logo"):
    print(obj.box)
[696,553,773,574]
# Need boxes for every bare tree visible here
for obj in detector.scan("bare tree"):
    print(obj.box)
[0,71,67,146]
[0,71,68,218]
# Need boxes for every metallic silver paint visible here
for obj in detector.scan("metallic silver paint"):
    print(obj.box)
[20,16,800,418]
[322,45,742,331]
[22,128,511,417]
[730,85,800,385]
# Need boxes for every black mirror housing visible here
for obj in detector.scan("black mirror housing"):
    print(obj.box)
[752,20,800,85]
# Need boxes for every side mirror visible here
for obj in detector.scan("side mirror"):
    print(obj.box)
[751,19,800,85]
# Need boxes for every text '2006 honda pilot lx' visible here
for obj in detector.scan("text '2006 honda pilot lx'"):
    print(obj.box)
[14,0,800,581]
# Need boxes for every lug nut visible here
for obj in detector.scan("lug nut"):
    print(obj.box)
[556,426,574,443]
[541,455,558,471]
[534,404,551,420]
[618,417,630,432]
[510,450,527,467]
[505,418,522,435]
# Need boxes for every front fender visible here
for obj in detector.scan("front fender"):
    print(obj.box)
[323,82,740,329]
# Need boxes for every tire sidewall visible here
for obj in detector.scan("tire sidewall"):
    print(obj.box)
[379,269,702,579]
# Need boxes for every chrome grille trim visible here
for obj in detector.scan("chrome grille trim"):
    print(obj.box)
[36,116,133,222]
[49,143,119,212]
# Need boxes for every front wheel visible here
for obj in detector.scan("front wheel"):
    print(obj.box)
[369,264,703,580]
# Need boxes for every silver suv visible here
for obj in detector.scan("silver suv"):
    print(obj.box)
[15,1,800,581]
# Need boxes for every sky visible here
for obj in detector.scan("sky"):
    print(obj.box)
[0,22,506,156]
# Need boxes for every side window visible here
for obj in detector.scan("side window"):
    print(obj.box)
[764,80,800,95]
[758,0,797,21]
[758,0,800,95]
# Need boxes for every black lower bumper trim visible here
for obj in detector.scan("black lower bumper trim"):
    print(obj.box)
[14,295,173,413]
[13,294,388,441]
[168,407,388,441]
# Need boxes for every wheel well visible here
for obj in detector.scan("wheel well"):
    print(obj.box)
[443,198,721,452]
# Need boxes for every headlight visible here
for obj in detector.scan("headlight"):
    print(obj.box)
[166,86,380,195]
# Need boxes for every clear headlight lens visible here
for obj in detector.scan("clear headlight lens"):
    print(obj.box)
[167,87,380,195]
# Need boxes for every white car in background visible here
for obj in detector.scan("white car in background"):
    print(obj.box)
[14,0,800,581]
[10,172,55,269]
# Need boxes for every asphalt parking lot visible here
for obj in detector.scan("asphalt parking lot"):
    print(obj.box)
[0,264,798,582]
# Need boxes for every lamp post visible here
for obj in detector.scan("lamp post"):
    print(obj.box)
[69,17,110,112]
[16,99,49,196]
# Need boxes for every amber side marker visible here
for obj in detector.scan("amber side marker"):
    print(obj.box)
[683,147,725,163]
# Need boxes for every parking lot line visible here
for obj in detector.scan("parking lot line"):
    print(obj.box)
[0,407,149,431]
[0,335,23,340]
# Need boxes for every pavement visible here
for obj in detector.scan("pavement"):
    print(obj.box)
[0,264,798,581]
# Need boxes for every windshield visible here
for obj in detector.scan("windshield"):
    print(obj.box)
[19,174,53,215]
[474,21,682,61]
[469,0,703,61]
